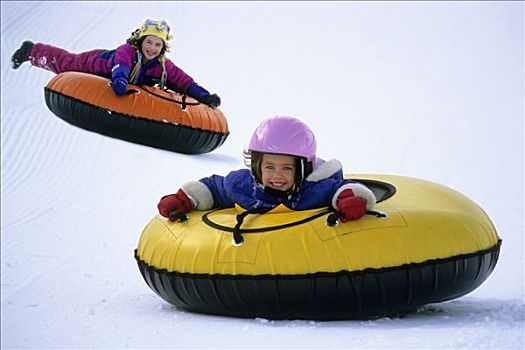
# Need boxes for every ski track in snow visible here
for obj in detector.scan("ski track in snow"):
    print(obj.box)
[1,1,524,349]
[2,107,95,231]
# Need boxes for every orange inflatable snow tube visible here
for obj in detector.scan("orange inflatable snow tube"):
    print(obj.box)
[44,72,229,154]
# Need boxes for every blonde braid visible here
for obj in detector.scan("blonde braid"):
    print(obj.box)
[159,56,167,90]
[128,49,142,85]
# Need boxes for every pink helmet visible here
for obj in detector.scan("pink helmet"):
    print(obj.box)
[248,116,317,165]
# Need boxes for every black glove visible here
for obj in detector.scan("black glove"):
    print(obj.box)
[200,93,221,108]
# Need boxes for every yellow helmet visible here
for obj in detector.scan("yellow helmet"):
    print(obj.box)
[136,19,173,45]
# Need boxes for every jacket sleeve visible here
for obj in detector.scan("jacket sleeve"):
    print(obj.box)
[110,44,136,83]
[180,174,234,210]
[186,82,211,100]
[164,59,195,91]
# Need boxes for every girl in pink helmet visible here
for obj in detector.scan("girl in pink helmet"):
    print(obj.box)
[11,19,220,107]
[158,115,376,221]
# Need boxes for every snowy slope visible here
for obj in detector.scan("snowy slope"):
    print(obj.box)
[1,1,523,349]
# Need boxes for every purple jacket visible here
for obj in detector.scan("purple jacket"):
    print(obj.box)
[180,159,377,212]
[109,44,194,90]
[29,42,194,91]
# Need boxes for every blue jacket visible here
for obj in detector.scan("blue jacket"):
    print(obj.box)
[182,159,376,211]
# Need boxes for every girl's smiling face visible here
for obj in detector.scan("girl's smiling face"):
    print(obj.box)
[260,153,296,192]
[141,35,164,62]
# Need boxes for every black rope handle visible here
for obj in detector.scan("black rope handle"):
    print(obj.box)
[326,210,387,227]
[233,212,249,245]
[169,207,387,242]
[108,82,139,95]
[169,211,188,223]
[181,93,187,110]
[132,83,198,107]
[232,207,272,245]
[366,210,388,218]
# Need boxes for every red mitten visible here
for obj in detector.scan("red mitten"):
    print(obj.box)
[157,189,193,220]
[336,189,367,222]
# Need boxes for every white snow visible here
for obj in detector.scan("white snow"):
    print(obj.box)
[1,1,523,349]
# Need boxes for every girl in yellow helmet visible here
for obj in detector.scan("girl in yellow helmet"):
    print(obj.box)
[11,19,221,107]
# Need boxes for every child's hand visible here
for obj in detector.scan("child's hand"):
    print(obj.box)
[201,93,221,108]
[336,189,367,222]
[157,189,193,220]
[112,78,128,96]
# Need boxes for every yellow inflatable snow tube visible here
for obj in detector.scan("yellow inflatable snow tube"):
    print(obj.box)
[135,174,501,320]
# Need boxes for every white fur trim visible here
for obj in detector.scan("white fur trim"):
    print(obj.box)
[331,182,376,210]
[306,159,343,182]
[181,181,214,210]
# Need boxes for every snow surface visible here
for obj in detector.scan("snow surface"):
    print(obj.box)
[1,1,524,349]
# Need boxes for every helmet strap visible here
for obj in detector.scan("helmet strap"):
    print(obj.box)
[296,157,313,182]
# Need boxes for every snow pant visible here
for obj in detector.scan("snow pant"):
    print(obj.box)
[29,43,112,78]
